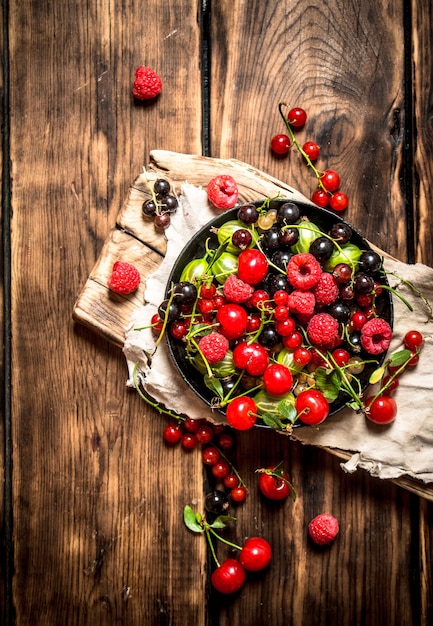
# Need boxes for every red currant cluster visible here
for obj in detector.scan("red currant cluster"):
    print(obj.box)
[365,329,424,424]
[163,416,248,503]
[141,177,178,230]
[271,103,349,212]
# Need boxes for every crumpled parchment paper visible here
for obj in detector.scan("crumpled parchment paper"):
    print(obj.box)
[123,183,433,483]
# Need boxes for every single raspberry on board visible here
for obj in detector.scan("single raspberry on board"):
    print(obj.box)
[314,272,339,305]
[198,332,229,363]
[287,253,322,290]
[207,175,239,210]
[287,290,316,316]
[107,261,141,295]
[307,313,340,348]
[223,274,254,303]
[308,513,339,545]
[360,317,392,354]
[132,66,162,100]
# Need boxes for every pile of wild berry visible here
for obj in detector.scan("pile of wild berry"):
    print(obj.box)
[141,177,178,230]
[149,197,416,431]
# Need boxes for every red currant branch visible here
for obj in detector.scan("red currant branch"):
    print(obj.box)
[132,362,186,422]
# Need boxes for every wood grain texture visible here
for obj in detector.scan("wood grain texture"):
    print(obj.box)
[4,0,433,625]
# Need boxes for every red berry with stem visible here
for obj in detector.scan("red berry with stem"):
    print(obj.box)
[239,537,272,572]
[295,389,329,425]
[212,460,231,479]
[365,395,397,424]
[230,485,248,503]
[211,559,246,594]
[202,446,221,466]
[311,189,329,208]
[302,141,320,161]
[163,424,182,444]
[258,467,293,501]
[404,330,423,350]
[217,432,234,450]
[224,474,239,489]
[184,417,201,433]
[287,107,307,127]
[181,432,198,450]
[330,191,349,212]
[271,134,291,155]
[196,423,214,444]
[293,346,312,366]
[321,169,341,192]
[226,396,257,430]
[263,363,293,396]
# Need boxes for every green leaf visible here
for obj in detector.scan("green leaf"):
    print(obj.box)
[277,399,297,423]
[209,515,237,529]
[183,505,204,533]
[347,400,362,411]
[389,349,411,367]
[315,366,340,401]
[204,375,224,399]
[369,365,386,385]
[261,412,285,430]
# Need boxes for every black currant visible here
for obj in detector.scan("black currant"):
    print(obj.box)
[328,301,351,322]
[154,212,171,229]
[329,222,352,244]
[261,227,280,251]
[205,490,229,515]
[271,249,293,271]
[232,228,252,250]
[354,273,375,294]
[258,324,280,348]
[154,178,171,197]
[142,199,157,217]
[279,227,299,247]
[266,273,291,295]
[358,250,382,274]
[309,236,334,263]
[276,202,300,225]
[238,203,259,225]
[158,299,180,323]
[347,331,362,354]
[160,194,178,213]
[173,281,198,305]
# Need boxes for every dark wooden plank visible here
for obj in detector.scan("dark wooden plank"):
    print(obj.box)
[9,1,206,624]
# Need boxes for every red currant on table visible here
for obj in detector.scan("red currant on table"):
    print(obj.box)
[224,474,239,489]
[287,106,307,127]
[181,432,198,450]
[329,190,349,212]
[302,140,320,161]
[365,395,397,424]
[211,559,246,594]
[163,423,182,444]
[230,485,248,503]
[196,423,214,444]
[212,460,231,479]
[311,188,329,208]
[239,537,272,572]
[270,133,291,155]
[321,169,341,192]
[202,446,220,466]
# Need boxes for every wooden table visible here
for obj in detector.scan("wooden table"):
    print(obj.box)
[3,1,433,624]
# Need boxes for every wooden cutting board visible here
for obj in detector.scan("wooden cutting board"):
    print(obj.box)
[72,150,433,501]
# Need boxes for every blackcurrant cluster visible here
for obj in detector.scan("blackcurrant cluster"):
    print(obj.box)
[142,177,178,230]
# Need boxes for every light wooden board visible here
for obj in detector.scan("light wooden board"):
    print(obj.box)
[73,150,433,502]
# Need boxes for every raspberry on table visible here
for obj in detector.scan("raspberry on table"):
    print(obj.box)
[308,513,339,545]
[307,312,340,348]
[198,332,229,363]
[360,317,393,354]
[132,66,162,100]
[207,175,239,210]
[223,274,254,303]
[287,253,322,290]
[314,272,339,305]
[107,261,141,295]
[287,290,316,316]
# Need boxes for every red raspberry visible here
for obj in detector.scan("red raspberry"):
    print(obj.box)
[308,513,339,545]
[360,317,393,354]
[314,272,339,305]
[132,66,162,100]
[287,290,316,316]
[207,175,239,210]
[223,274,254,303]
[107,261,141,295]
[307,313,340,348]
[287,253,322,290]
[198,332,229,363]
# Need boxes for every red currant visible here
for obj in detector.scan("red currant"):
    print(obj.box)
[302,141,320,161]
[330,190,349,212]
[350,311,367,331]
[311,188,329,208]
[230,485,248,503]
[224,474,239,489]
[199,283,216,298]
[163,424,182,444]
[283,330,303,349]
[217,432,234,450]
[270,133,291,155]
[151,312,164,333]
[274,317,296,337]
[331,348,351,367]
[184,417,201,433]
[169,320,187,339]
[287,107,307,127]
[181,432,198,450]
[273,304,289,321]
[196,423,214,444]
[212,460,231,479]
[239,537,272,572]
[202,446,220,466]
[273,289,289,306]
[321,169,341,192]
[403,330,423,350]
[293,347,312,366]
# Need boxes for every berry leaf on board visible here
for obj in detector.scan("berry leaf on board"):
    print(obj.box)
[183,505,204,533]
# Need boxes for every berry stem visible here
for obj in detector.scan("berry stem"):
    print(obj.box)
[132,362,185,422]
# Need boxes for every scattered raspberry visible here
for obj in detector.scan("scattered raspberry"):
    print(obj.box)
[132,66,162,100]
[307,313,340,348]
[287,290,316,316]
[308,513,339,545]
[287,253,322,290]
[360,317,393,354]
[223,274,254,303]
[198,332,229,363]
[314,272,339,305]
[207,175,239,210]
[107,261,141,295]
